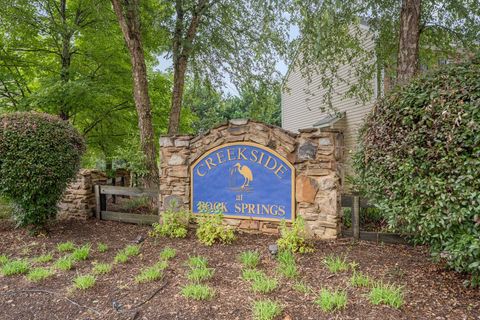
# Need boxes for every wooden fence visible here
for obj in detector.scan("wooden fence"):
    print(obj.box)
[341,194,407,244]
[94,185,158,225]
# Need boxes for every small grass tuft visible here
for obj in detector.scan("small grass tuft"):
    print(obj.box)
[187,267,215,282]
[276,251,298,278]
[368,282,404,309]
[55,256,74,271]
[57,241,75,252]
[34,253,53,263]
[73,274,96,290]
[242,268,264,281]
[124,245,140,257]
[136,264,165,283]
[323,255,349,273]
[186,256,208,269]
[293,280,312,294]
[181,283,214,300]
[2,259,30,276]
[315,288,347,312]
[0,254,9,265]
[26,267,54,282]
[114,251,129,264]
[239,250,261,269]
[159,247,176,261]
[92,263,112,275]
[252,275,278,294]
[252,299,282,320]
[350,272,371,287]
[71,244,91,262]
[97,243,108,253]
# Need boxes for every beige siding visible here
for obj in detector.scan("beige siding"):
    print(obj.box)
[281,28,377,180]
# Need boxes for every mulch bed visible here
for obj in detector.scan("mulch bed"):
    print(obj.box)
[0,219,478,320]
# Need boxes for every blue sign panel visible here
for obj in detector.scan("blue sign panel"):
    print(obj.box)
[191,142,295,221]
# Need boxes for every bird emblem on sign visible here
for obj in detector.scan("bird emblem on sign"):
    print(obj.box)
[230,162,253,191]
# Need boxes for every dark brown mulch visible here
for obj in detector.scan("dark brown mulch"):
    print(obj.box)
[0,219,478,320]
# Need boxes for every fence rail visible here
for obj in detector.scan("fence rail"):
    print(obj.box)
[94,185,158,225]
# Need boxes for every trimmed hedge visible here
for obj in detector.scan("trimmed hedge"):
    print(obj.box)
[0,112,85,228]
[354,55,480,286]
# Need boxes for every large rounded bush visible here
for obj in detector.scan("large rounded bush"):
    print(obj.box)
[0,112,85,228]
[354,56,480,284]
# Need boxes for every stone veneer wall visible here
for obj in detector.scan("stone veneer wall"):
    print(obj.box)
[57,169,108,220]
[159,119,344,239]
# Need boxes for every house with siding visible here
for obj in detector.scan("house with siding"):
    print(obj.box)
[281,25,382,182]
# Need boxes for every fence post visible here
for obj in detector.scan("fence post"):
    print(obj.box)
[352,195,360,240]
[94,185,101,219]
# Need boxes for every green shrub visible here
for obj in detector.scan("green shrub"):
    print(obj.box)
[0,112,85,229]
[195,214,235,246]
[277,216,313,254]
[354,56,480,286]
[315,289,347,312]
[150,210,190,238]
[252,300,282,320]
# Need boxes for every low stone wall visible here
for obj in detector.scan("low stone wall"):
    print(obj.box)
[57,169,108,220]
[159,119,344,239]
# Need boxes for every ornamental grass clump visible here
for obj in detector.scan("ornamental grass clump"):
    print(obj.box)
[2,259,29,276]
[252,299,283,320]
[354,55,480,286]
[0,112,85,230]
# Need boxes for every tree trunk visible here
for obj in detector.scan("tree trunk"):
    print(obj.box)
[168,56,188,134]
[111,0,159,189]
[396,0,421,85]
[59,0,71,120]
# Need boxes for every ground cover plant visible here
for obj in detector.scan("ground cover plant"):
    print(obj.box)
[114,244,141,264]
[159,247,176,260]
[276,250,298,278]
[323,254,349,273]
[55,256,74,271]
[277,216,313,253]
[181,283,215,300]
[0,254,9,265]
[57,241,75,252]
[26,267,54,282]
[92,263,112,275]
[34,253,53,263]
[97,243,108,253]
[73,274,96,290]
[252,299,283,320]
[242,268,278,294]
[0,112,85,230]
[181,255,215,300]
[354,56,480,286]
[195,214,235,246]
[2,259,29,276]
[315,288,347,312]
[71,244,90,261]
[136,261,168,283]
[239,250,261,269]
[350,271,371,287]
[368,282,404,309]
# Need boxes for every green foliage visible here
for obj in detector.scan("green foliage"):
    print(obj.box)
[124,245,140,257]
[350,272,372,287]
[114,252,129,264]
[2,259,30,276]
[252,299,283,320]
[293,281,312,294]
[276,251,298,278]
[181,284,215,301]
[150,210,190,239]
[243,269,278,294]
[0,112,85,228]
[323,255,349,273]
[159,247,177,261]
[34,253,53,263]
[368,282,404,309]
[195,214,235,246]
[354,57,480,285]
[55,256,74,271]
[71,244,91,262]
[239,250,261,269]
[97,243,109,253]
[187,256,208,269]
[92,263,112,275]
[0,254,9,265]
[136,261,167,283]
[73,274,96,290]
[26,267,54,282]
[277,216,313,254]
[187,267,215,283]
[315,289,348,312]
[57,241,75,253]
[242,268,265,281]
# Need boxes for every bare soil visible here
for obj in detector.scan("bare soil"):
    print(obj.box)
[0,220,478,320]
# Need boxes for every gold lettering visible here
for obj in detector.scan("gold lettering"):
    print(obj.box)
[196,164,207,177]
[250,149,259,162]
[257,152,265,164]
[274,164,287,178]
[227,148,236,161]
[235,203,241,213]
[205,157,216,170]
[216,151,225,164]
[264,156,277,170]
[238,147,248,160]
[278,206,286,216]
[248,204,255,214]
